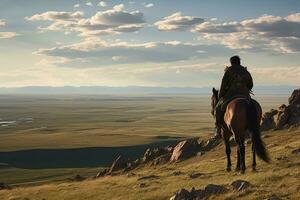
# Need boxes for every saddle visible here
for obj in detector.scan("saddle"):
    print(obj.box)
[221,95,251,111]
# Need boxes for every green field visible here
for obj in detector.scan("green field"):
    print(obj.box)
[0,94,288,185]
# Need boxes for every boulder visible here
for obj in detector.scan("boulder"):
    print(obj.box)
[169,188,192,200]
[141,147,170,163]
[261,109,278,131]
[170,138,201,162]
[108,155,129,174]
[151,153,171,165]
[288,89,300,105]
[231,180,251,191]
[204,184,228,195]
[71,174,85,181]
[169,188,205,200]
[96,168,108,178]
[275,104,290,129]
[292,147,300,155]
[0,182,10,190]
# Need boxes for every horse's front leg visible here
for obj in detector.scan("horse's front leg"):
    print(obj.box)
[224,134,232,172]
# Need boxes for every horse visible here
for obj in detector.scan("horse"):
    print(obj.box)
[211,88,270,173]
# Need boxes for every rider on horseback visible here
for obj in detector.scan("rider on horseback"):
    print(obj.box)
[214,55,253,137]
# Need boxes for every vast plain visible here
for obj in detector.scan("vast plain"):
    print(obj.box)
[0,94,289,187]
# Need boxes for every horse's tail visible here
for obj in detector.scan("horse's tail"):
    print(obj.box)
[247,100,270,163]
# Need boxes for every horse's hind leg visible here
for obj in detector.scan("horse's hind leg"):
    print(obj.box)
[235,147,241,171]
[223,133,232,172]
[252,141,257,171]
[237,138,246,174]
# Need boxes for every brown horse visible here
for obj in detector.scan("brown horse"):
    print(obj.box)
[211,88,270,173]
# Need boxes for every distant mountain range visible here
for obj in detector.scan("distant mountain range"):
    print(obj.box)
[0,85,297,95]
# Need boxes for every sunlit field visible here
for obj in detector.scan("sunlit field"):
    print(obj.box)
[0,94,288,185]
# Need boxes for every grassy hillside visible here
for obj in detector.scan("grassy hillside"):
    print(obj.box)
[1,128,299,200]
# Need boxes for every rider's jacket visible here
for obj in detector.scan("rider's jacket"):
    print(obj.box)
[218,64,253,100]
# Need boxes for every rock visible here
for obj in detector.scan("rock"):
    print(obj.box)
[261,109,278,131]
[108,155,129,174]
[288,89,300,105]
[276,156,288,161]
[292,148,300,155]
[141,147,170,163]
[188,172,204,179]
[204,184,228,195]
[0,182,10,190]
[74,174,85,181]
[96,168,108,178]
[275,104,290,129]
[170,138,201,162]
[172,171,182,176]
[151,153,171,165]
[139,183,147,188]
[137,175,159,181]
[267,194,282,200]
[231,180,251,191]
[169,188,191,200]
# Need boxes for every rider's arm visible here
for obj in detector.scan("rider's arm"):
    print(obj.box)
[246,71,253,90]
[218,70,229,98]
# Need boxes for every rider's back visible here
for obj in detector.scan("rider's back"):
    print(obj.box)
[219,64,253,99]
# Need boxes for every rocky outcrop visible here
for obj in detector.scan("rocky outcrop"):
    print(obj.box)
[96,136,222,178]
[170,138,201,162]
[170,180,249,200]
[261,89,300,131]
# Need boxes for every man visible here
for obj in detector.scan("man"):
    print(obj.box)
[214,55,253,137]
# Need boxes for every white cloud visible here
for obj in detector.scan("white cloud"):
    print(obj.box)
[98,1,107,7]
[0,20,19,39]
[143,3,154,8]
[86,2,93,6]
[26,11,84,21]
[0,19,6,26]
[74,4,80,8]
[27,5,145,37]
[192,13,300,53]
[0,32,19,39]
[155,12,204,31]
[34,38,231,68]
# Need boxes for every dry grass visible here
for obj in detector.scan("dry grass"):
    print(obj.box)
[1,128,299,200]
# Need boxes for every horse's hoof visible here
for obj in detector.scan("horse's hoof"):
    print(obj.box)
[226,167,231,172]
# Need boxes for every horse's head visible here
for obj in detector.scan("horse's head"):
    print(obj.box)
[211,87,219,116]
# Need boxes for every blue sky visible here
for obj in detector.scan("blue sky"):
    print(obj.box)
[0,0,300,87]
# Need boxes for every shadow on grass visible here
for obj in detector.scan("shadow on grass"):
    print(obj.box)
[0,140,179,169]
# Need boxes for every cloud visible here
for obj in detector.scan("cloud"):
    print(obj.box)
[143,3,154,8]
[26,5,145,37]
[0,32,19,39]
[34,38,231,67]
[0,19,19,39]
[98,1,107,7]
[74,4,80,8]
[251,66,300,85]
[26,11,84,21]
[193,13,300,53]
[86,2,93,6]
[0,19,6,26]
[155,12,204,31]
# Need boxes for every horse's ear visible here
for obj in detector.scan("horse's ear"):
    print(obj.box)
[212,87,217,93]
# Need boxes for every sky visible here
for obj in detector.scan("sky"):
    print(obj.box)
[0,0,300,88]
